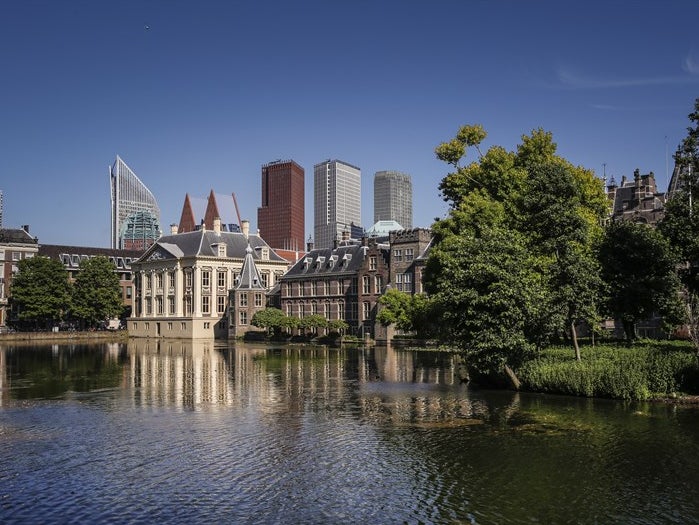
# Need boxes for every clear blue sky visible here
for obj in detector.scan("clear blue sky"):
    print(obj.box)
[2,1,698,247]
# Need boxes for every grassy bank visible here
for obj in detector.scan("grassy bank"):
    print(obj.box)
[517,341,699,401]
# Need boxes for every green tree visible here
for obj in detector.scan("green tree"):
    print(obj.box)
[327,319,349,333]
[517,161,607,359]
[426,225,545,387]
[657,98,699,357]
[251,307,287,336]
[9,256,71,329]
[71,256,123,328]
[377,289,438,339]
[299,314,327,336]
[599,221,684,342]
[428,124,606,382]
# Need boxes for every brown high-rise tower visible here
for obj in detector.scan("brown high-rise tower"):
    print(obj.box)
[257,160,305,251]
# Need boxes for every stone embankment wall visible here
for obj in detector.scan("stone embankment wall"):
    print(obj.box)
[0,330,129,344]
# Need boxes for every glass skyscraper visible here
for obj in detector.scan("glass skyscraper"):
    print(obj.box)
[373,170,412,229]
[110,155,161,250]
[313,159,361,249]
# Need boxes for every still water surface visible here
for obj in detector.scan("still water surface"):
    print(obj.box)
[1,340,698,524]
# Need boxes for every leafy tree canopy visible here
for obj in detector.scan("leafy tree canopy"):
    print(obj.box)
[10,256,71,329]
[72,256,123,327]
[599,221,684,341]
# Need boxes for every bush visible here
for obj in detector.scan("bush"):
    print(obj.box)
[517,343,699,400]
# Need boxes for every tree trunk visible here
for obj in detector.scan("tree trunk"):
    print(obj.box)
[571,321,581,361]
[622,319,636,344]
[503,364,521,391]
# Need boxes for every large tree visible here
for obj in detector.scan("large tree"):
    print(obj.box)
[517,161,607,359]
[658,98,699,294]
[9,256,71,329]
[426,125,607,383]
[71,256,123,328]
[599,221,683,341]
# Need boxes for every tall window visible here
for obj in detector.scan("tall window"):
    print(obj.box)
[393,249,402,262]
[312,302,318,315]
[311,281,318,296]
[240,293,248,307]
[168,271,175,289]
[217,296,226,314]
[239,311,247,325]
[202,296,210,315]
[168,296,175,315]
[261,272,268,288]
[156,273,163,289]
[218,270,226,288]
[369,255,377,270]
[202,270,210,288]
[395,273,403,292]
[362,276,370,294]
[403,272,412,293]
[184,296,192,315]
[374,275,383,294]
[363,301,371,320]
[254,293,263,307]
[185,271,192,288]
[156,297,163,315]
[405,248,414,261]
[145,274,151,290]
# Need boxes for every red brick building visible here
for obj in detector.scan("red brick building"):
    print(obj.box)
[257,160,305,253]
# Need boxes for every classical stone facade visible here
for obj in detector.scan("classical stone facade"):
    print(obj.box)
[128,219,288,339]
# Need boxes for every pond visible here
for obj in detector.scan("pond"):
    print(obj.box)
[1,340,698,524]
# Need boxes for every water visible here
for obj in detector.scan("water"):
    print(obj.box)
[1,340,698,524]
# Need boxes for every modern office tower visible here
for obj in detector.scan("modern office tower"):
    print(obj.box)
[314,159,361,250]
[374,171,412,229]
[257,160,305,251]
[110,155,162,250]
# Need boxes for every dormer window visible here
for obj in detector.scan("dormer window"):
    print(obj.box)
[304,257,312,269]
[260,247,269,260]
[328,254,338,267]
[213,243,226,257]
[316,256,325,268]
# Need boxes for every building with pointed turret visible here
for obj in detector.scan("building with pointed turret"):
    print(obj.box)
[127,218,288,339]
[227,243,268,338]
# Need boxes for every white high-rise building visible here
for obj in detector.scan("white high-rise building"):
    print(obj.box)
[313,159,361,249]
[374,171,412,229]
[110,155,161,250]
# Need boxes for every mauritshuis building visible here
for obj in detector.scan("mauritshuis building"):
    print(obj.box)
[110,155,162,251]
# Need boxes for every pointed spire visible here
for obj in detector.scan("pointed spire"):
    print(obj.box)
[178,193,196,233]
[203,189,221,231]
[236,242,266,290]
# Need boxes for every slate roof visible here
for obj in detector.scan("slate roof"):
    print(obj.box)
[282,242,388,280]
[137,229,286,263]
[235,245,266,290]
[0,228,37,244]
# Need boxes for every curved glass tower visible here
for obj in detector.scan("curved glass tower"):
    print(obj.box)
[110,155,161,250]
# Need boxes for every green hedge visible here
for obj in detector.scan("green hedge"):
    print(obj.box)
[517,342,699,400]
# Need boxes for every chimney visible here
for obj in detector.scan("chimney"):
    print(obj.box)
[170,223,178,235]
[342,230,349,242]
[306,235,314,252]
[213,217,221,234]
[241,219,249,238]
